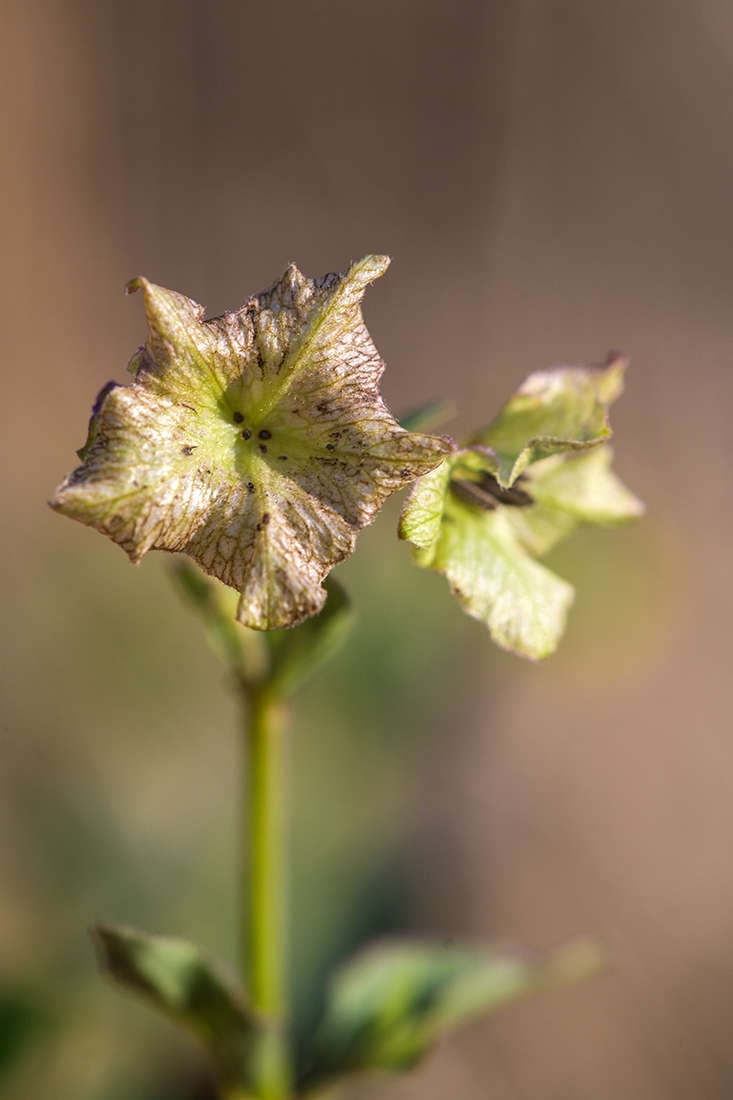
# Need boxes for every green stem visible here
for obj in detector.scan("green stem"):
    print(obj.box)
[244,684,292,1099]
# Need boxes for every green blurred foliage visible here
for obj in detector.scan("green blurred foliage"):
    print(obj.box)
[302,935,606,1089]
[0,492,670,1098]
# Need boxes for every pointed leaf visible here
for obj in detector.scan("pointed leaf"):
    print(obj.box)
[305,936,606,1086]
[170,560,269,686]
[51,259,453,630]
[93,923,256,1087]
[398,398,458,433]
[264,577,355,697]
[171,564,353,695]
[0,993,41,1082]
[471,354,627,486]
[171,560,251,672]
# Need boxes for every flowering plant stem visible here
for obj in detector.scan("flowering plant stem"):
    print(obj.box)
[243,683,292,1099]
[50,261,643,1099]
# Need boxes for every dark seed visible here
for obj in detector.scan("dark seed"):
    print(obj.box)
[233,411,244,424]
[242,428,252,440]
[259,444,268,453]
[258,429,272,440]
[182,444,196,455]
[247,482,255,492]
[450,478,497,511]
[278,455,288,461]
[450,472,534,512]
[262,513,271,526]
[477,471,534,507]
[326,443,335,451]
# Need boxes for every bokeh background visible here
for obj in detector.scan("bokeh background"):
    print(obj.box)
[1,1,731,1097]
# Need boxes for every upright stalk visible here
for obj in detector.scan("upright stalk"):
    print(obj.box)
[244,684,292,1099]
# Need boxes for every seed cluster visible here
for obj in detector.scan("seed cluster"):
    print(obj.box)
[233,415,291,459]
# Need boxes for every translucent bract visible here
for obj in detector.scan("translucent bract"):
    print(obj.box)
[52,257,453,629]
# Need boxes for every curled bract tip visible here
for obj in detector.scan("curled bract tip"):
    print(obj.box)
[355,253,391,277]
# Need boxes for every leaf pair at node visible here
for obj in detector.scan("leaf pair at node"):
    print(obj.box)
[171,561,354,699]
[94,922,607,1098]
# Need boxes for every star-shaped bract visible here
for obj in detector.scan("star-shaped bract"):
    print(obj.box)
[399,356,644,659]
[52,257,453,629]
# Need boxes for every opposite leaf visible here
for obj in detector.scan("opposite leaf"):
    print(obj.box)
[93,923,256,1089]
[0,993,41,1085]
[398,398,458,434]
[264,575,354,697]
[51,258,453,630]
[171,558,260,680]
[304,936,606,1089]
[172,562,354,696]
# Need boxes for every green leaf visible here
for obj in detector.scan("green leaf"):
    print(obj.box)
[264,577,355,697]
[171,563,354,696]
[304,936,606,1088]
[398,398,458,433]
[52,258,452,630]
[0,993,41,1082]
[93,922,256,1088]
[471,353,627,486]
[170,559,269,686]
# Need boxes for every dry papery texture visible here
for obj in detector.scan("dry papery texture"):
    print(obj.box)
[52,257,453,630]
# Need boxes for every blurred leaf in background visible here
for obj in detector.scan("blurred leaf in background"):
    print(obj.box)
[0,467,671,1100]
[301,935,607,1091]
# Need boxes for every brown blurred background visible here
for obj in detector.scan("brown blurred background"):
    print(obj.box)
[0,1,731,1097]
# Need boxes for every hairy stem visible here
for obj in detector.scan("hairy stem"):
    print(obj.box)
[244,685,291,1099]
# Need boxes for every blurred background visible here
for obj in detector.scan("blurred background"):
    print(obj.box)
[0,0,731,1096]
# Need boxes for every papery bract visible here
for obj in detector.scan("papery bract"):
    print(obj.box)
[400,356,644,659]
[52,257,453,630]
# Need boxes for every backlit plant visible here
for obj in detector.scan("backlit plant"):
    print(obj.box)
[51,256,643,1099]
